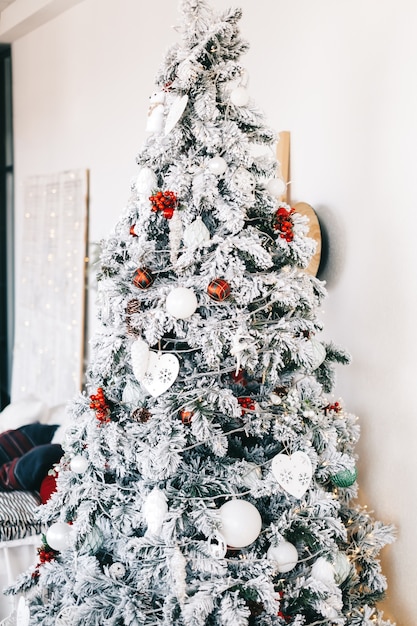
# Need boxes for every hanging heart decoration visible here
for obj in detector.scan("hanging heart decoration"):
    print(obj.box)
[131,338,150,382]
[271,451,313,499]
[141,352,180,397]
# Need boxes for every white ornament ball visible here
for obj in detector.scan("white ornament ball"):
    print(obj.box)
[166,287,198,319]
[70,455,88,474]
[267,178,287,198]
[270,391,282,406]
[267,541,299,573]
[208,155,227,175]
[109,562,126,579]
[230,86,250,107]
[333,551,351,584]
[219,499,262,548]
[311,557,336,584]
[46,521,71,552]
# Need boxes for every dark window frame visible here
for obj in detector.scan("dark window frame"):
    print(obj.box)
[0,44,13,410]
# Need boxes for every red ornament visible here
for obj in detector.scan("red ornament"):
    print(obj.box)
[180,410,193,425]
[231,369,247,386]
[130,224,138,237]
[90,387,111,424]
[133,267,154,289]
[274,205,295,242]
[237,396,255,415]
[149,190,178,219]
[207,278,231,302]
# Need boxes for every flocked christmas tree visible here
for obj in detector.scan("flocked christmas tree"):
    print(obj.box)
[9,1,396,624]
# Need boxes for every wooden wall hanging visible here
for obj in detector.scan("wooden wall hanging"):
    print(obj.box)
[276,131,322,276]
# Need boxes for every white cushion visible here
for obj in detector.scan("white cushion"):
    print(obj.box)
[0,397,49,433]
[49,404,70,444]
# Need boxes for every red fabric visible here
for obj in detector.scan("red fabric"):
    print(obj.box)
[0,457,22,490]
[39,473,58,503]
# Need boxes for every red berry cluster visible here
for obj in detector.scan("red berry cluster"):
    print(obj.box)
[324,401,342,415]
[90,388,111,424]
[274,206,295,242]
[238,396,256,415]
[32,545,58,579]
[149,190,178,219]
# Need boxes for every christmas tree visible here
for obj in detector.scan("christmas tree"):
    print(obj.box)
[9,1,395,624]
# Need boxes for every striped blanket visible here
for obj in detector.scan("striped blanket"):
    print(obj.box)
[0,491,41,542]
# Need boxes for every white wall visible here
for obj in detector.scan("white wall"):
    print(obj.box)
[9,0,417,622]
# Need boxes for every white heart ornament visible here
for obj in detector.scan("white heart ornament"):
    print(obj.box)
[131,339,150,382]
[271,451,312,499]
[16,597,30,626]
[141,352,179,397]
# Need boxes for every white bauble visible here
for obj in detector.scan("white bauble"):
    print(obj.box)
[267,541,299,573]
[267,178,287,198]
[208,155,227,175]
[171,547,187,603]
[219,499,262,548]
[183,217,210,249]
[143,487,168,535]
[165,94,189,135]
[241,463,262,489]
[131,338,150,382]
[231,166,256,197]
[270,391,282,406]
[207,533,228,559]
[136,166,157,197]
[55,607,78,625]
[311,557,336,584]
[230,86,250,106]
[308,338,327,370]
[109,562,126,579]
[70,455,88,474]
[82,526,103,555]
[16,597,30,626]
[166,287,198,319]
[46,521,71,551]
[333,551,351,584]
